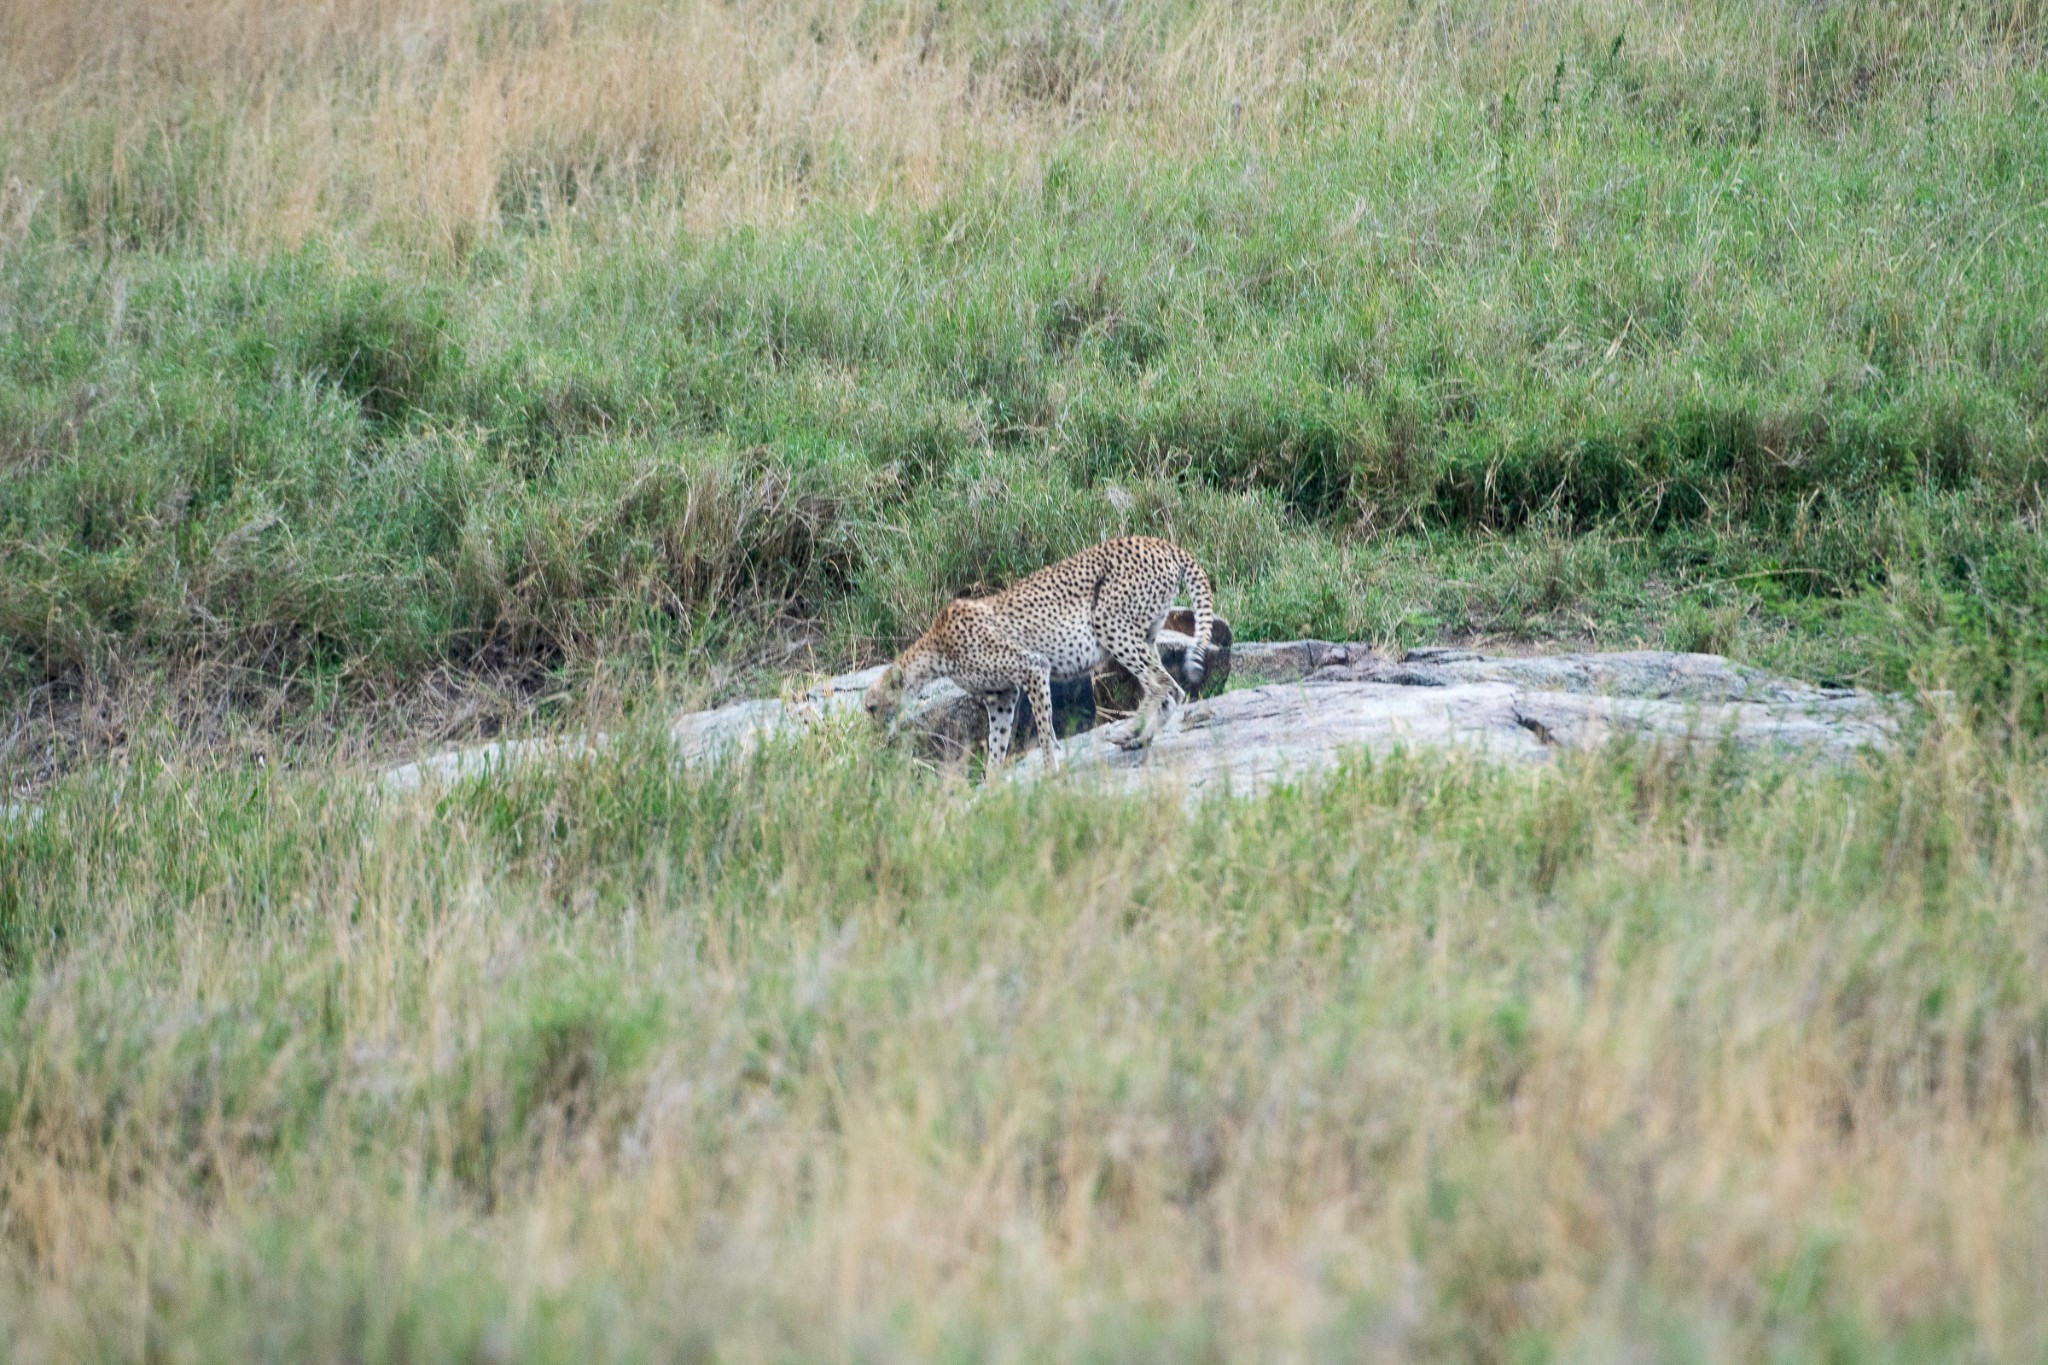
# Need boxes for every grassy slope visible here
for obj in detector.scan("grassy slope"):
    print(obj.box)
[2,2,2047,773]
[5,1,2048,1359]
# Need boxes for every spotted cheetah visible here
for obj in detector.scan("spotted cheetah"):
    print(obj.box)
[863,536,1214,771]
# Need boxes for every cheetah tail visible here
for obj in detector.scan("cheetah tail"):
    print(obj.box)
[1182,550,1214,689]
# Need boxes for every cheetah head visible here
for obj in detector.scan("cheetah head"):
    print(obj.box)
[863,664,907,733]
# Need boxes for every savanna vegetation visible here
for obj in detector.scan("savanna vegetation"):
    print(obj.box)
[5,0,2048,1359]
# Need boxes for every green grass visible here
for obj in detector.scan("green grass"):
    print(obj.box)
[6,9,2048,769]
[1,722,2044,1361]
[8,2,2048,1359]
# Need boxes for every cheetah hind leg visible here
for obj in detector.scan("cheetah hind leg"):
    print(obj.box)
[1100,626,1183,751]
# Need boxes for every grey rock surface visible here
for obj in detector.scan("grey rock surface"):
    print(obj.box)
[1231,641,1868,704]
[377,645,1899,797]
[380,732,613,794]
[1009,665,1892,796]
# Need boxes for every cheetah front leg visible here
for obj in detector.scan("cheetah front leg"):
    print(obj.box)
[982,688,1020,766]
[1023,667,1061,772]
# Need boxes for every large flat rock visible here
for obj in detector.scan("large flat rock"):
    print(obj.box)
[376,644,1898,797]
[1006,665,1891,796]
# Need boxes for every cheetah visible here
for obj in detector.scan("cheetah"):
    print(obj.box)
[863,536,1214,772]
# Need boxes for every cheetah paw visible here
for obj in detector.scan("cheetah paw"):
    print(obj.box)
[1105,719,1152,751]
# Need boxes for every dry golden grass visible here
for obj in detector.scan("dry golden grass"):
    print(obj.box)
[4,0,2040,251]
[3,724,2048,1358]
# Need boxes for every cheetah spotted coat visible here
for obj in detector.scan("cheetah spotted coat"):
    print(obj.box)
[863,536,1215,770]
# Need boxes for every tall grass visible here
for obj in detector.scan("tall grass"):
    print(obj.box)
[1,723,2045,1360]
[7,0,2048,777]
[7,0,2039,251]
